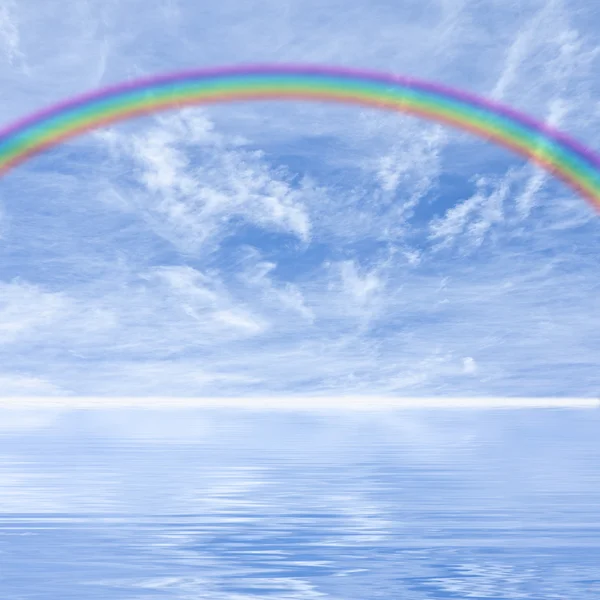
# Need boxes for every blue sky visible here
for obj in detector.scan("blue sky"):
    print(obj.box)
[0,0,599,397]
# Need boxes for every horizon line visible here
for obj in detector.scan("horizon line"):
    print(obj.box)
[0,396,598,411]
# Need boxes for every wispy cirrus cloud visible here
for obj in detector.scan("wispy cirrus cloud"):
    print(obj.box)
[97,111,312,254]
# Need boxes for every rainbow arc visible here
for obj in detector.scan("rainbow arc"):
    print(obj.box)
[0,65,599,211]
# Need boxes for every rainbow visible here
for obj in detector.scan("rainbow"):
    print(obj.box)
[0,64,599,211]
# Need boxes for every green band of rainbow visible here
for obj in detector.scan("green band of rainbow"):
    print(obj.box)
[1,65,599,211]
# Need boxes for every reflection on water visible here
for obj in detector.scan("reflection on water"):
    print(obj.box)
[1,408,599,598]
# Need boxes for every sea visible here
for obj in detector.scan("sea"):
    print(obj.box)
[1,406,599,598]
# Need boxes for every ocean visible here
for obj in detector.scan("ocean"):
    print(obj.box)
[1,407,599,598]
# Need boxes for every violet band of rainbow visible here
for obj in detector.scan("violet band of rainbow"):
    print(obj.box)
[0,65,599,210]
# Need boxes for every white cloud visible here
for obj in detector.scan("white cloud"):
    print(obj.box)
[462,357,477,374]
[334,259,385,324]
[95,111,313,257]
[213,309,265,334]
[0,279,71,344]
[428,173,512,250]
[237,250,315,322]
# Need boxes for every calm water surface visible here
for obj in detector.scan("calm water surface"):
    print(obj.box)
[1,407,599,598]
